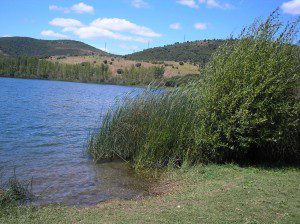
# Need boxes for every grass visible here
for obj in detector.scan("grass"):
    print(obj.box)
[47,56,200,77]
[0,164,299,223]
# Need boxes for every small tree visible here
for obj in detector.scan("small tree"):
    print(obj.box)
[154,66,164,79]
[117,68,124,74]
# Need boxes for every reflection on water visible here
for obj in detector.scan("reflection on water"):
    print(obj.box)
[0,77,146,206]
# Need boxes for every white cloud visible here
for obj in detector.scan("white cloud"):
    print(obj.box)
[177,0,232,9]
[199,0,233,9]
[49,18,83,28]
[170,23,181,30]
[176,0,198,8]
[49,2,94,14]
[281,0,300,15]
[194,23,208,30]
[120,44,139,51]
[41,30,69,38]
[132,0,149,8]
[49,5,70,13]
[46,17,160,43]
[71,2,94,14]
[90,18,162,37]
[73,26,150,43]
[73,26,129,40]
[62,27,79,32]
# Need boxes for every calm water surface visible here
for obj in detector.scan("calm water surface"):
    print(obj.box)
[0,77,146,206]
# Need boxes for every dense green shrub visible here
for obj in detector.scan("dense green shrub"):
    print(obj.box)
[89,12,299,168]
[193,11,300,164]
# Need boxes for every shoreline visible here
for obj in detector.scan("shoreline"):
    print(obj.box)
[1,164,299,223]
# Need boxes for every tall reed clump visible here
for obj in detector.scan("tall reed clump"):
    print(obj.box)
[88,11,299,168]
[88,88,199,168]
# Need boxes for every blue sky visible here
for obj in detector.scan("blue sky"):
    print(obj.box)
[0,0,299,55]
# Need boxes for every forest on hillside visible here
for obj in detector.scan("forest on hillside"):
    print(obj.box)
[125,39,226,65]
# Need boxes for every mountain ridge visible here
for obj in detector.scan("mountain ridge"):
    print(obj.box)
[0,37,110,58]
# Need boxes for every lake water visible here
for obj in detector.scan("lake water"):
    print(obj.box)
[0,77,147,206]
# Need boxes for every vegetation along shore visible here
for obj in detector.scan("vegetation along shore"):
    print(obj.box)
[1,11,299,224]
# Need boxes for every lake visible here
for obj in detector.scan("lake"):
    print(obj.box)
[0,77,147,206]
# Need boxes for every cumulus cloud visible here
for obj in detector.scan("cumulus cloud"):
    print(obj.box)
[199,0,233,9]
[177,0,232,9]
[49,2,94,14]
[49,18,83,28]
[47,17,161,43]
[176,0,198,8]
[281,0,300,15]
[194,23,208,30]
[132,0,149,8]
[41,30,69,38]
[49,5,70,13]
[170,23,181,30]
[90,18,161,37]
[71,2,94,14]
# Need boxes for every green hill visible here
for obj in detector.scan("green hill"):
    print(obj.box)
[0,37,109,58]
[125,39,225,64]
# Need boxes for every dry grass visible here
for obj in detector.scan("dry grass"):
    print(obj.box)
[47,56,200,77]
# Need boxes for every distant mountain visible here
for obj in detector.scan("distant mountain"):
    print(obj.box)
[125,40,225,64]
[0,37,110,58]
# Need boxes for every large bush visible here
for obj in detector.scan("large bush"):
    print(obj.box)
[193,11,300,164]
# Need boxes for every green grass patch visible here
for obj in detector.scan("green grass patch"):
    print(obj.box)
[1,165,299,223]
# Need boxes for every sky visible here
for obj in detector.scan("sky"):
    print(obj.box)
[0,0,299,55]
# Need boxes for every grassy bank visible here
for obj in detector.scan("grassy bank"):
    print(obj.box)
[1,165,299,223]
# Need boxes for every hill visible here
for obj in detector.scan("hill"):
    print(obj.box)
[0,37,109,58]
[125,39,225,64]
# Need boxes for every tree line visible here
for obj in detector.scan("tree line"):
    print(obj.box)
[0,56,167,86]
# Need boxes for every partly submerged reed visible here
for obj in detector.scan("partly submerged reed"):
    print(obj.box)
[0,170,33,207]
